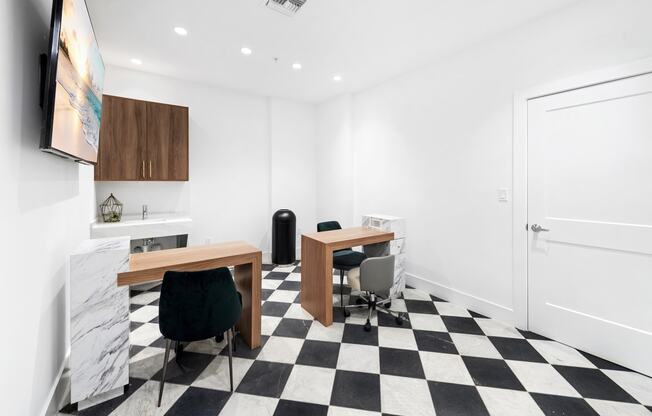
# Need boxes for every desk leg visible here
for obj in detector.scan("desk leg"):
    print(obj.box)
[301,237,333,326]
[234,255,262,349]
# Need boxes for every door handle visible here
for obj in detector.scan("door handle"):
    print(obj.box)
[142,161,145,179]
[149,161,152,178]
[530,224,550,232]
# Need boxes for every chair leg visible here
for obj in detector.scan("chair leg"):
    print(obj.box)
[339,269,344,307]
[158,339,172,407]
[174,340,183,364]
[340,269,350,318]
[376,300,410,326]
[364,293,375,332]
[227,329,234,392]
[232,326,237,352]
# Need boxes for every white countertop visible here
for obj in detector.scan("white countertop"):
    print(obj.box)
[90,213,192,240]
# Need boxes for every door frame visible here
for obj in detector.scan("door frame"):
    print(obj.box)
[512,57,652,329]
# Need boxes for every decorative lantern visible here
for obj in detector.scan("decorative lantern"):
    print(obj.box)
[100,193,123,223]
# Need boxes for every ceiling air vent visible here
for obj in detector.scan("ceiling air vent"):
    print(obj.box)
[263,0,307,16]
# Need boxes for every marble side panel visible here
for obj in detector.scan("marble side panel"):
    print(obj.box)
[390,238,405,255]
[391,253,407,298]
[70,237,130,404]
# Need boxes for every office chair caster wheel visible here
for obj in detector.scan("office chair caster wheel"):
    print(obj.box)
[395,315,403,326]
[386,301,392,309]
[215,333,224,343]
[343,308,351,318]
[364,320,372,332]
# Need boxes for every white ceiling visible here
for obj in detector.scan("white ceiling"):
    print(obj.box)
[87,0,579,103]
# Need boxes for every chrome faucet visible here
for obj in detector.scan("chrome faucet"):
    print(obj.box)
[142,204,148,220]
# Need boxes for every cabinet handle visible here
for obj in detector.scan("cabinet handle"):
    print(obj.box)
[142,161,145,178]
[149,161,152,178]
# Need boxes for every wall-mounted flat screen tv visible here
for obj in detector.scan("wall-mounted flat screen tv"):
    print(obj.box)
[40,0,105,164]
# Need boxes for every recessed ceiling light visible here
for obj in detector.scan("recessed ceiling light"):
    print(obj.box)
[292,62,302,70]
[241,47,253,56]
[130,58,142,65]
[333,75,342,82]
[174,27,188,36]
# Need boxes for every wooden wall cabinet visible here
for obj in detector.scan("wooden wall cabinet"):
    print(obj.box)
[95,95,189,181]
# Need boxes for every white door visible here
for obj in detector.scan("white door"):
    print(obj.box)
[527,72,652,376]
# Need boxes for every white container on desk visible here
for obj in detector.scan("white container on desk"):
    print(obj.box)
[362,214,406,297]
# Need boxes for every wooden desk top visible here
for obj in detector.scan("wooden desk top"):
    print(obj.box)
[302,227,394,250]
[117,241,261,286]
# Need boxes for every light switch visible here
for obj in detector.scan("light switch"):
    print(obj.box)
[496,188,509,202]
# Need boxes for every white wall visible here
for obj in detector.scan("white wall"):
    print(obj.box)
[98,67,317,254]
[270,98,317,252]
[318,0,652,324]
[0,0,96,415]
[316,94,354,227]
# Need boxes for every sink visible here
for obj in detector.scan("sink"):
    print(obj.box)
[91,213,192,240]
[118,216,173,225]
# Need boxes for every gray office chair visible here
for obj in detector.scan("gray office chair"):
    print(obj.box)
[344,255,408,331]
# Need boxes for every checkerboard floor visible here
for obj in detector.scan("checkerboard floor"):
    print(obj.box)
[61,263,652,416]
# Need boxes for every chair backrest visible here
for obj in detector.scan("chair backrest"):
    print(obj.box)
[159,267,242,342]
[359,255,395,293]
[317,221,342,232]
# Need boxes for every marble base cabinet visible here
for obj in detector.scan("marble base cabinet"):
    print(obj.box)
[361,214,406,297]
[69,237,130,407]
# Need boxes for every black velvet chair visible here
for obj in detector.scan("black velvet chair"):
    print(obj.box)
[157,267,242,407]
[317,221,367,317]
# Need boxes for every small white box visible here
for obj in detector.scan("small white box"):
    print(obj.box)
[362,214,406,239]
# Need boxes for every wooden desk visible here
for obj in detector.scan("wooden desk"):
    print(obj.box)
[117,241,262,349]
[301,227,394,326]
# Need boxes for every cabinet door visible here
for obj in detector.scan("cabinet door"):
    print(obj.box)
[146,102,189,181]
[95,95,147,180]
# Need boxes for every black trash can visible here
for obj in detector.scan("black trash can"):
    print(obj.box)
[272,209,296,265]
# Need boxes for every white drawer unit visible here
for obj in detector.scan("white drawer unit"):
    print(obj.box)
[362,214,406,297]
[390,238,405,255]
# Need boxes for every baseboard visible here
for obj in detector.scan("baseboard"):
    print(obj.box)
[405,272,516,326]
[41,348,70,416]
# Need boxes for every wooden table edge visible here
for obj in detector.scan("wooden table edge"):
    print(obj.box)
[117,251,261,286]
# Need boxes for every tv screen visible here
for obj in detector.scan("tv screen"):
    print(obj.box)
[40,0,105,164]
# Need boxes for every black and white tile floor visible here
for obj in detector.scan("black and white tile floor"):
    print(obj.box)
[61,263,652,415]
